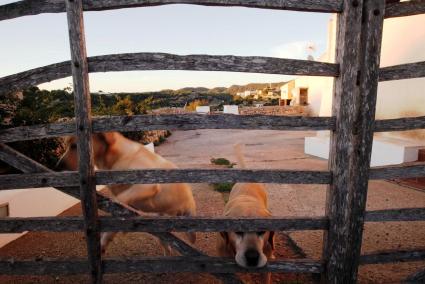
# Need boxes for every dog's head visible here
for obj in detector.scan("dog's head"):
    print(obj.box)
[56,132,117,170]
[220,230,275,268]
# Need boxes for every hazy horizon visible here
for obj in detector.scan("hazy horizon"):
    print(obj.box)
[0,1,330,92]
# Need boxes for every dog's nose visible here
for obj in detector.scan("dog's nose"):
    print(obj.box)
[244,249,260,267]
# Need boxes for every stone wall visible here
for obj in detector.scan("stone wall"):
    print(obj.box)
[239,106,309,116]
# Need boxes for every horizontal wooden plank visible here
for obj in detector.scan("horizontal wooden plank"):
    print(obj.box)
[0,168,331,190]
[374,116,425,132]
[0,257,323,275]
[379,61,425,82]
[0,114,336,143]
[92,113,335,132]
[96,169,331,185]
[104,257,324,274]
[365,208,425,222]
[369,164,425,180]
[0,171,79,190]
[0,0,343,22]
[101,216,328,232]
[0,216,328,233]
[1,161,423,191]
[1,207,423,234]
[3,113,425,144]
[385,0,425,18]
[1,207,423,233]
[0,61,70,97]
[0,217,84,232]
[359,249,425,265]
[0,53,339,95]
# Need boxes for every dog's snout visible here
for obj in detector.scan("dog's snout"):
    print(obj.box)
[244,249,260,267]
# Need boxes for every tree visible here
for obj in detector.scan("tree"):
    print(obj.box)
[186,99,209,111]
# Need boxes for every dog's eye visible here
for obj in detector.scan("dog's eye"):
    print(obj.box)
[70,144,77,150]
[235,232,244,237]
[256,231,266,236]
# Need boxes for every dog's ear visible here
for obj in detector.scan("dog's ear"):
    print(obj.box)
[268,231,275,250]
[98,132,116,146]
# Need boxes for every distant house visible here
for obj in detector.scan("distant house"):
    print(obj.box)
[196,106,211,114]
[280,80,308,106]
[223,105,239,115]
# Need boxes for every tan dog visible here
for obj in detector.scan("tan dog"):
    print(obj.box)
[57,132,196,254]
[216,144,275,284]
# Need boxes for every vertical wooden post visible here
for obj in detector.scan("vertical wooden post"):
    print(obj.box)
[322,0,386,283]
[66,0,102,283]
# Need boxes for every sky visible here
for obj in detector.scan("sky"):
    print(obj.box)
[0,1,331,92]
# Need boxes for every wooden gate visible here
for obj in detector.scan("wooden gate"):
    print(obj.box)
[0,1,425,283]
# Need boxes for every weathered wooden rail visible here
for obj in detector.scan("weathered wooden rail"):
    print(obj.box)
[0,0,424,283]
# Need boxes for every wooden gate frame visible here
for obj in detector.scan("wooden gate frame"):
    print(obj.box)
[0,1,425,283]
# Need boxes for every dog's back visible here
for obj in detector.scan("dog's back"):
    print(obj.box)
[225,144,269,216]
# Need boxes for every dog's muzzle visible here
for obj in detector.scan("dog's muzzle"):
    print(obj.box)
[244,249,260,267]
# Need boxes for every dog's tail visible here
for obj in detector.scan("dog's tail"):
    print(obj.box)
[234,143,247,169]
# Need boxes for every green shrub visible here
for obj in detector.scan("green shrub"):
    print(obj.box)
[210,157,236,168]
[212,183,234,193]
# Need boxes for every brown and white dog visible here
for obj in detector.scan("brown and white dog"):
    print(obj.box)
[56,132,196,255]
[216,144,275,284]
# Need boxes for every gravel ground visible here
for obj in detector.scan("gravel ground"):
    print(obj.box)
[0,177,313,284]
[1,129,424,283]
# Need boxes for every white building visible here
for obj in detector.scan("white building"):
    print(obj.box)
[196,106,211,114]
[223,105,239,115]
[303,13,425,166]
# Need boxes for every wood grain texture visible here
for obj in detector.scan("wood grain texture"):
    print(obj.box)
[369,164,425,180]
[323,0,386,283]
[0,61,70,97]
[91,113,335,132]
[385,0,425,18]
[3,113,425,144]
[1,207,423,233]
[0,114,335,143]
[95,168,331,185]
[0,53,339,95]
[0,257,323,275]
[0,0,343,21]
[0,171,79,190]
[379,61,425,81]
[374,116,425,132]
[0,143,49,173]
[66,1,102,282]
[359,249,425,264]
[0,216,328,233]
[365,207,425,222]
[0,168,331,190]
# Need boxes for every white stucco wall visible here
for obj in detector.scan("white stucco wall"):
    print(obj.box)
[376,14,425,141]
[0,189,79,247]
[223,105,239,115]
[299,13,425,142]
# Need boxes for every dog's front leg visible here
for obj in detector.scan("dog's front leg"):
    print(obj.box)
[101,232,117,254]
[158,238,172,256]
